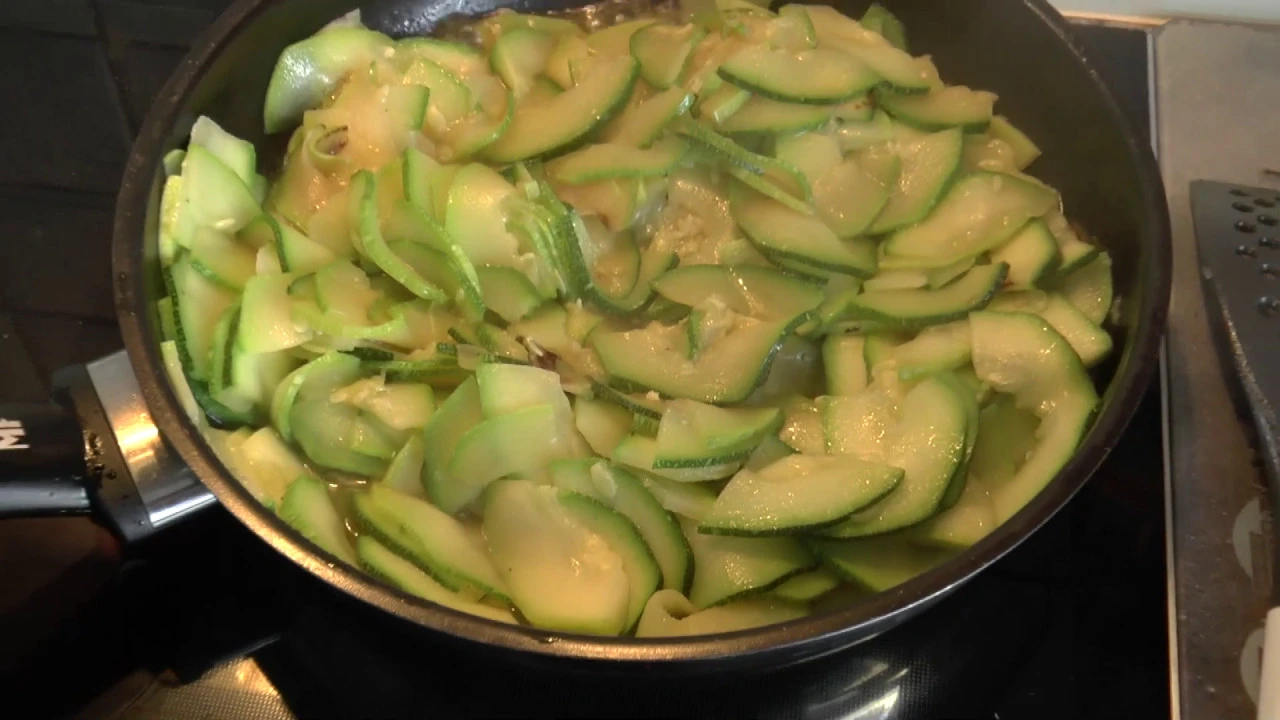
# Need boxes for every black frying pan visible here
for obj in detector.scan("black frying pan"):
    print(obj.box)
[0,0,1169,670]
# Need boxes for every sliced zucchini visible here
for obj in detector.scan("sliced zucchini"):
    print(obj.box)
[860,3,907,50]
[482,480,632,635]
[654,400,782,468]
[612,434,742,483]
[830,94,873,122]
[444,163,524,268]
[719,45,878,105]
[636,589,807,637]
[352,171,448,301]
[475,361,574,423]
[380,434,427,499]
[544,33,591,88]
[475,266,544,323]
[988,115,1042,170]
[304,70,430,171]
[433,90,515,162]
[877,86,996,132]
[357,536,516,623]
[591,381,666,420]
[331,376,436,431]
[558,489,662,632]
[800,5,936,91]
[586,18,657,58]
[1048,251,1113,326]
[171,258,237,382]
[813,154,898,239]
[549,460,693,593]
[190,116,256,185]
[927,256,977,290]
[674,118,811,209]
[490,27,556,100]
[883,173,1059,266]
[554,178,642,233]
[236,272,309,355]
[485,55,639,162]
[588,233,645,304]
[223,427,313,507]
[652,264,824,320]
[161,339,203,425]
[278,473,357,565]
[732,184,876,277]
[269,351,362,442]
[744,433,795,472]
[631,468,718,522]
[825,375,968,536]
[291,396,394,476]
[847,263,1007,328]
[963,134,1018,174]
[911,475,997,550]
[835,109,894,152]
[549,138,688,184]
[475,10,583,49]
[1037,294,1113,367]
[385,201,485,319]
[526,75,564,104]
[990,220,1059,289]
[441,404,571,512]
[696,83,751,124]
[887,320,972,381]
[573,397,633,457]
[593,313,806,404]
[969,311,1099,520]
[700,454,902,536]
[914,395,1035,548]
[263,27,394,133]
[421,375,484,509]
[810,535,952,593]
[823,334,868,395]
[774,132,842,186]
[867,129,964,234]
[819,381,899,460]
[1055,233,1101,277]
[682,517,816,608]
[718,96,830,135]
[402,55,475,124]
[935,370,981,509]
[863,269,928,292]
[602,86,694,147]
[772,568,841,602]
[183,145,261,234]
[631,23,704,89]
[353,483,509,601]
[779,397,825,454]
[277,220,338,274]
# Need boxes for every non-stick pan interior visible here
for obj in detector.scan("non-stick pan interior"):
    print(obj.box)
[117,0,1169,667]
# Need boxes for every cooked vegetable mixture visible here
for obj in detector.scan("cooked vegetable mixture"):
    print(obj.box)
[156,0,1115,637]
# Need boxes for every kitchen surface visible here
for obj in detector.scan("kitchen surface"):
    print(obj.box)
[0,1,1276,718]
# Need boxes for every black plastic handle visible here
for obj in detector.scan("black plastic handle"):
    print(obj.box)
[0,401,90,517]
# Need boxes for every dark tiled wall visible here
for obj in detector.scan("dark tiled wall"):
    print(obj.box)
[0,0,233,400]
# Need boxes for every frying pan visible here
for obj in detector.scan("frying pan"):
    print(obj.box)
[0,0,1170,670]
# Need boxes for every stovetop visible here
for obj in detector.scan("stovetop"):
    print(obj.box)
[0,5,1171,719]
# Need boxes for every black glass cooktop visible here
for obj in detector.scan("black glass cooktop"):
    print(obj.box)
[0,4,1168,719]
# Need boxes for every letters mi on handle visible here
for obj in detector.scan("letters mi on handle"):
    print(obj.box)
[0,419,29,451]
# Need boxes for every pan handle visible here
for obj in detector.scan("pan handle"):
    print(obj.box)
[0,401,92,516]
[0,351,216,541]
